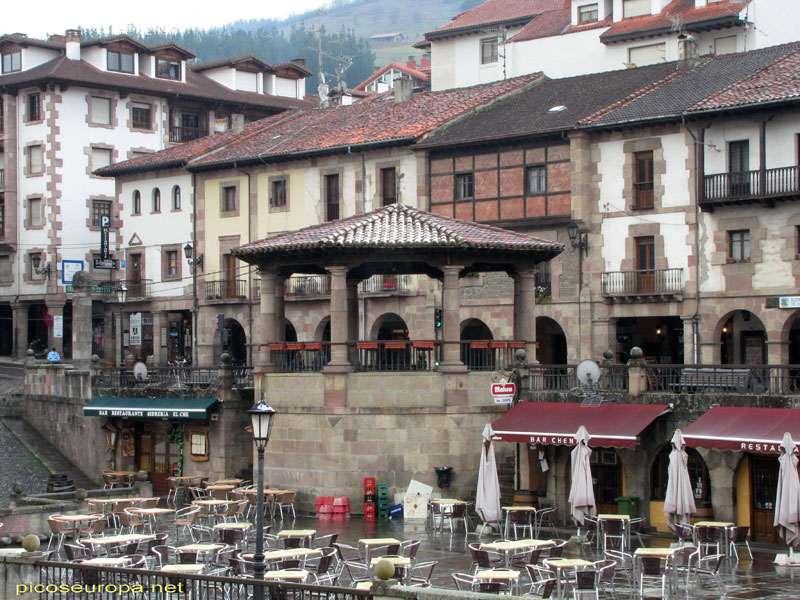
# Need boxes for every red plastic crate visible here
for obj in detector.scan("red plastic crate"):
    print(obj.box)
[315,496,334,506]
[333,505,349,513]
[364,477,376,490]
[317,505,333,514]
[332,496,350,506]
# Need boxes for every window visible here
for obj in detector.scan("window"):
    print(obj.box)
[729,230,750,262]
[480,37,498,65]
[628,43,666,66]
[270,178,287,209]
[651,445,710,502]
[151,188,161,212]
[156,58,181,80]
[27,93,41,122]
[131,103,151,129]
[0,255,10,282]
[27,145,43,175]
[324,174,340,221]
[164,248,179,278]
[729,140,750,196]
[633,151,654,209]
[526,166,547,194]
[107,50,134,73]
[172,186,181,210]
[28,197,43,227]
[1,51,21,73]
[221,185,237,213]
[189,430,209,460]
[91,147,112,171]
[381,167,397,206]
[714,36,737,55]
[92,200,111,228]
[455,173,475,200]
[578,3,598,23]
[90,96,111,125]
[132,190,141,214]
[623,0,650,18]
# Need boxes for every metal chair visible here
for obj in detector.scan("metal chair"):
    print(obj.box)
[275,490,297,520]
[594,559,617,597]
[442,502,470,533]
[695,553,725,594]
[603,549,633,588]
[567,568,599,600]
[628,517,645,547]
[408,560,438,587]
[601,518,626,552]
[468,542,504,574]
[695,526,722,557]
[638,556,668,598]
[545,539,568,559]
[452,572,478,591]
[728,525,753,560]
[508,509,535,539]
[536,507,558,538]
[526,577,557,598]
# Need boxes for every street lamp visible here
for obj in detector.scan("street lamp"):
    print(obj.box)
[248,397,276,598]
[31,253,51,279]
[566,221,588,256]
[184,243,203,365]
[115,283,127,368]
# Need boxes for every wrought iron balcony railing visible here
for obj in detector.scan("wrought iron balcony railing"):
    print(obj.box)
[205,279,247,300]
[169,125,208,143]
[601,268,683,297]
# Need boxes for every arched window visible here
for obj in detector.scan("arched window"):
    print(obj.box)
[650,445,711,504]
[152,188,161,212]
[132,190,141,214]
[172,185,181,210]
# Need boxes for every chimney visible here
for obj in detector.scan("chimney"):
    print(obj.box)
[393,78,413,104]
[231,113,245,134]
[406,56,417,69]
[290,57,306,68]
[421,53,431,68]
[65,29,81,61]
[678,34,700,69]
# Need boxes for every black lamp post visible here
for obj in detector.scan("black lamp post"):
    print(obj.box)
[566,221,588,256]
[184,242,203,364]
[115,283,127,368]
[248,397,276,599]
[31,253,51,279]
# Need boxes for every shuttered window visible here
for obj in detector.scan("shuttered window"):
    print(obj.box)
[91,96,111,125]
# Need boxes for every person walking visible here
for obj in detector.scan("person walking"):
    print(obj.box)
[47,348,61,362]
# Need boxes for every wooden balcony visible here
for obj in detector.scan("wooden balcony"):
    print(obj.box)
[601,268,683,300]
[169,125,208,143]
[702,166,800,210]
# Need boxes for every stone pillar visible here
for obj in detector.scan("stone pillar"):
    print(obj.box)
[346,278,360,362]
[275,276,286,343]
[767,340,790,394]
[512,274,522,342]
[700,448,742,524]
[682,316,698,364]
[151,311,166,366]
[440,265,466,371]
[71,271,93,366]
[46,301,64,355]
[699,341,721,364]
[590,318,615,364]
[256,270,277,370]
[515,268,538,362]
[325,266,352,372]
[13,304,28,359]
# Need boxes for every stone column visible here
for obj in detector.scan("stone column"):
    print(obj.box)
[440,265,466,371]
[346,278,360,362]
[71,271,93,366]
[590,318,615,364]
[325,266,352,371]
[151,311,166,366]
[46,301,64,355]
[515,268,538,362]
[682,316,698,364]
[767,340,790,394]
[275,276,286,343]
[13,304,28,359]
[512,274,522,342]
[255,270,277,370]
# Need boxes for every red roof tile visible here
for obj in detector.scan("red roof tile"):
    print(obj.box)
[189,73,542,168]
[234,203,563,257]
[511,12,611,42]
[355,62,431,91]
[426,0,567,38]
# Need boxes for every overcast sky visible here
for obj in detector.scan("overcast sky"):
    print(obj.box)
[4,0,328,38]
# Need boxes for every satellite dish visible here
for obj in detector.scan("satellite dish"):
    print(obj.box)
[133,362,148,381]
[576,360,601,386]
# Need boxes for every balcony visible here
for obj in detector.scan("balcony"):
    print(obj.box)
[120,279,152,298]
[702,166,800,210]
[601,268,683,300]
[169,125,208,143]
[360,274,410,293]
[205,279,247,300]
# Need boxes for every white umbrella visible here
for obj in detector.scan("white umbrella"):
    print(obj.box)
[774,432,800,556]
[568,425,596,526]
[476,423,502,528]
[664,429,697,533]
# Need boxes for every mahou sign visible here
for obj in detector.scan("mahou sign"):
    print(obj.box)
[491,382,516,404]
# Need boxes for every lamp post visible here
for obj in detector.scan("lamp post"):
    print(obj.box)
[184,243,203,365]
[567,221,588,290]
[115,283,127,368]
[248,397,276,598]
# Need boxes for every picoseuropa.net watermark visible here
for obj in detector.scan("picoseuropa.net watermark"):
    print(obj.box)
[17,582,185,595]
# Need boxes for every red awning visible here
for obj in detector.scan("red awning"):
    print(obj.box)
[491,402,670,449]
[682,406,800,453]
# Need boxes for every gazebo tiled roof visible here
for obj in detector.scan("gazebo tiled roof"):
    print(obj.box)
[234,204,563,261]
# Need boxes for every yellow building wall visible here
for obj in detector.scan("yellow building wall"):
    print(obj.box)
[649,501,669,532]
[736,455,751,529]
[256,169,311,237]
[203,174,250,277]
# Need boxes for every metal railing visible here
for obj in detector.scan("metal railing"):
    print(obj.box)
[38,560,370,599]
[271,342,330,373]
[601,268,683,296]
[94,367,219,391]
[643,363,800,394]
[169,125,208,143]
[460,341,526,371]
[703,166,800,203]
[352,340,439,372]
[232,365,253,387]
[206,279,247,300]
[360,274,410,293]
[120,279,152,298]
[285,275,331,297]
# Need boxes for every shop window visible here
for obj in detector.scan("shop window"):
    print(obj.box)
[189,430,209,461]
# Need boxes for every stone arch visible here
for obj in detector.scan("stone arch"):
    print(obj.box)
[535,316,567,365]
[460,318,493,341]
[460,318,494,370]
[223,318,246,364]
[714,309,767,364]
[314,316,331,342]
[370,312,409,341]
[284,318,297,343]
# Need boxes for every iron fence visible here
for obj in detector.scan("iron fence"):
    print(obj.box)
[601,268,684,296]
[704,166,800,203]
[285,275,331,298]
[271,343,330,373]
[169,125,208,143]
[352,340,438,372]
[360,274,410,293]
[206,279,247,300]
[644,363,800,395]
[459,341,526,371]
[232,365,254,387]
[94,367,219,390]
[37,560,371,599]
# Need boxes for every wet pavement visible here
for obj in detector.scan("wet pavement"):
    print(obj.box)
[0,420,49,505]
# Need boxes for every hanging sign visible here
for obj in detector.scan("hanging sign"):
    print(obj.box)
[129,312,142,346]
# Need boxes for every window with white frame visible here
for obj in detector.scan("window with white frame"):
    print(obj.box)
[578,3,598,23]
[172,186,181,210]
[480,37,499,65]
[91,147,112,171]
[1,52,21,73]
[90,96,111,125]
[107,50,134,73]
[628,43,666,66]
[27,145,43,175]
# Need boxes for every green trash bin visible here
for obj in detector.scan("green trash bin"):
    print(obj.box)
[614,496,640,519]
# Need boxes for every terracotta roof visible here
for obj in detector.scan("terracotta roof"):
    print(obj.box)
[192,55,272,72]
[188,73,542,168]
[511,12,611,42]
[416,61,677,148]
[355,62,431,91]
[581,42,800,127]
[233,203,563,257]
[599,0,749,43]
[0,33,64,50]
[81,34,150,51]
[688,48,800,111]
[426,0,567,38]
[0,56,314,112]
[148,42,196,58]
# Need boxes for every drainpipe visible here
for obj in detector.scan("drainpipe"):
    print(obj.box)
[235,163,254,367]
[191,171,199,364]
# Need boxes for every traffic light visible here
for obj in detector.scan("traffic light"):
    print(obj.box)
[434,308,443,328]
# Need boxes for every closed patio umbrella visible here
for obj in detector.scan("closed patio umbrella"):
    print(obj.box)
[774,432,800,552]
[664,429,696,533]
[476,423,502,529]
[568,425,596,526]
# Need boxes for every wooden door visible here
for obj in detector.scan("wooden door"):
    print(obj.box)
[593,453,622,515]
[223,254,236,298]
[636,237,655,293]
[751,456,778,543]
[381,167,397,206]
[129,253,142,296]
[137,433,153,482]
[729,140,750,196]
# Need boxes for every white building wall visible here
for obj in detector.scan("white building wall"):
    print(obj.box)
[276,77,299,98]
[236,71,258,93]
[139,55,154,77]
[704,120,759,173]
[749,0,800,50]
[431,38,457,91]
[23,47,60,70]
[202,67,236,89]
[81,47,106,71]
[601,213,690,273]
[660,133,691,208]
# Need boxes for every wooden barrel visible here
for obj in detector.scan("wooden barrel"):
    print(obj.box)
[513,490,538,507]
